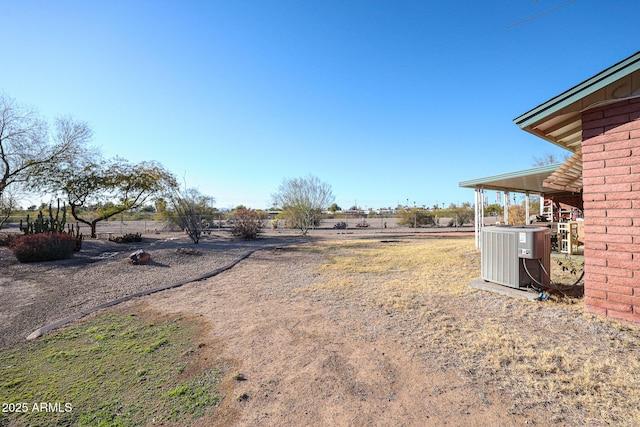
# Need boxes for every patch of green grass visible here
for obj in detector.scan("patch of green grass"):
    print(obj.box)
[0,312,220,427]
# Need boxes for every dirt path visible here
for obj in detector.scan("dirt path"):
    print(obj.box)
[134,247,530,426]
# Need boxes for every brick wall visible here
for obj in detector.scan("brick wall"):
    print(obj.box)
[581,98,640,323]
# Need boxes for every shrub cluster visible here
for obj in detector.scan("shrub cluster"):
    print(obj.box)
[397,208,436,228]
[9,233,77,263]
[110,232,143,243]
[231,208,265,240]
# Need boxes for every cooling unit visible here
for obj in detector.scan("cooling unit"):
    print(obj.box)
[481,226,551,289]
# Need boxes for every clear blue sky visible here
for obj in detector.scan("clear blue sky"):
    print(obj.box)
[2,0,638,210]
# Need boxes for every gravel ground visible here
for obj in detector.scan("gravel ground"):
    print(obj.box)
[0,232,304,349]
[0,227,469,349]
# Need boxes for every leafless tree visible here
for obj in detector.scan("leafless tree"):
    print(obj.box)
[532,152,570,167]
[170,187,215,244]
[272,175,334,235]
[0,94,93,201]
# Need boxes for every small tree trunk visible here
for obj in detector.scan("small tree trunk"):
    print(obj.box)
[70,204,97,238]
[90,221,99,239]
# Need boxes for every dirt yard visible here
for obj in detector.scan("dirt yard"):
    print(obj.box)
[131,243,529,426]
[2,229,640,426]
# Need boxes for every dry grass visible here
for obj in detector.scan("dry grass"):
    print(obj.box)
[303,237,476,312]
[296,236,640,425]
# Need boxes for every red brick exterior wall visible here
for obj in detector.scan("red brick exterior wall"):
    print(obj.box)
[581,98,640,323]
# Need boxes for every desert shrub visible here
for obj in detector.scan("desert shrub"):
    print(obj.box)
[110,232,143,243]
[507,205,527,226]
[397,208,435,228]
[9,232,77,263]
[231,208,265,239]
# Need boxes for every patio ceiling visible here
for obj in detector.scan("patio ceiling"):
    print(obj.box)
[459,163,566,195]
[543,150,582,193]
[514,51,640,152]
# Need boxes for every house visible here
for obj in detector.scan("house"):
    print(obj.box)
[461,52,640,323]
[513,51,640,324]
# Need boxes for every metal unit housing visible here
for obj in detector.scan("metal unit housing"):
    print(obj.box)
[481,226,551,289]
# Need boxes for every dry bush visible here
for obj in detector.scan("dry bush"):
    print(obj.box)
[231,208,265,239]
[396,208,436,227]
[507,205,527,225]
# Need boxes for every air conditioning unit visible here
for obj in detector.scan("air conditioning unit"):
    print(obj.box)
[481,226,551,289]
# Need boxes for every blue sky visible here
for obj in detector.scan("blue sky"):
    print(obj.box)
[2,1,638,210]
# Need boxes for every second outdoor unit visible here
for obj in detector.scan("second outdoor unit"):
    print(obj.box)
[481,226,551,289]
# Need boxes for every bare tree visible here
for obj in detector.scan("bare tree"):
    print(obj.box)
[272,175,334,235]
[169,187,215,244]
[0,94,92,200]
[532,152,570,166]
[0,94,46,199]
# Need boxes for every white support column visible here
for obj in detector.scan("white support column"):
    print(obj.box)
[474,187,485,249]
[480,189,485,227]
[474,188,479,248]
[503,191,510,225]
[525,192,530,225]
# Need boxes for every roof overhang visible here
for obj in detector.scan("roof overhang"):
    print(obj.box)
[514,51,640,152]
[543,150,582,193]
[459,163,567,195]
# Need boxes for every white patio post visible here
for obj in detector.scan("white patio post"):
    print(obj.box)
[481,189,485,227]
[474,188,480,248]
[503,191,510,225]
[474,187,485,249]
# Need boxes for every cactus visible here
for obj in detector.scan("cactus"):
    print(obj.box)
[67,222,84,252]
[20,200,67,234]
[19,200,83,251]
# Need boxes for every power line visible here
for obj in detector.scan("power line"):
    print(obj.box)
[507,0,577,28]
